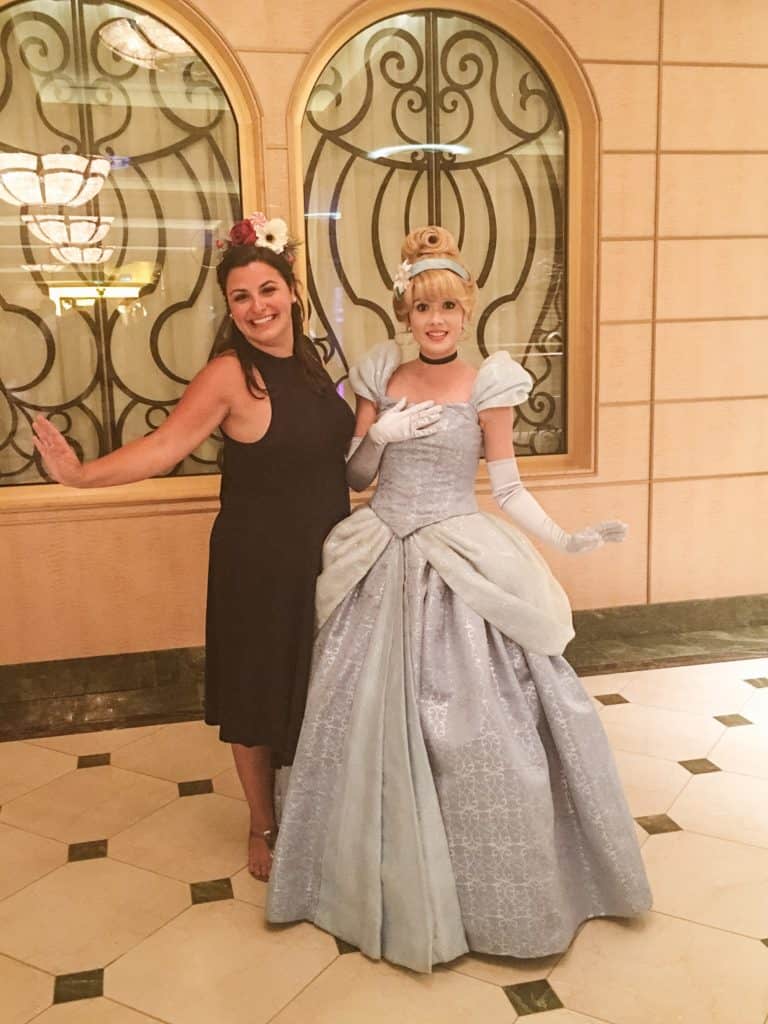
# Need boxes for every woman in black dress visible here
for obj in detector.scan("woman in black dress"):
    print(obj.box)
[32,217,355,881]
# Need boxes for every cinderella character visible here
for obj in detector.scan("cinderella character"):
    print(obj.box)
[267,226,651,972]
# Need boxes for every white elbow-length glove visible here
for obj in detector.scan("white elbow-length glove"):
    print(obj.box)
[488,457,628,553]
[346,398,442,491]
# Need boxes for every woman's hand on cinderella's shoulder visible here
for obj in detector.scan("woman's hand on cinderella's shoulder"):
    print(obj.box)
[32,415,86,487]
[368,397,443,445]
[566,520,629,553]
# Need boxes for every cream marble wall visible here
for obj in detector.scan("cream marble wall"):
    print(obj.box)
[2,0,765,664]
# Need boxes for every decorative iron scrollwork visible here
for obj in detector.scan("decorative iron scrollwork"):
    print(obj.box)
[303,9,567,455]
[0,0,239,486]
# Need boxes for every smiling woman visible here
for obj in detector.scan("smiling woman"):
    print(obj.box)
[32,219,356,883]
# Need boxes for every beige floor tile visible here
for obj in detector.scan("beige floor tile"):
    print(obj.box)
[583,659,768,700]
[106,901,336,1024]
[0,742,75,804]
[111,721,232,783]
[532,1013,604,1024]
[27,724,165,756]
[0,952,52,1024]
[212,766,246,800]
[0,858,189,974]
[668,771,768,848]
[708,724,768,780]
[0,822,67,900]
[109,792,249,882]
[598,704,724,762]
[0,766,177,843]
[742,691,768,728]
[32,998,162,1023]
[549,912,768,1024]
[613,751,690,818]
[231,866,267,907]
[612,669,754,718]
[270,952,515,1024]
[447,950,560,986]
[643,831,768,938]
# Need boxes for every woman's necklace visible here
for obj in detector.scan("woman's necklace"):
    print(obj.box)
[419,350,458,365]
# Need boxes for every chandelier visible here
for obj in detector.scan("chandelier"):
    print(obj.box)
[0,152,110,207]
[50,245,114,265]
[98,15,194,70]
[22,213,113,246]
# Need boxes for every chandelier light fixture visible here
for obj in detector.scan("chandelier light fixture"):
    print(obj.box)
[0,152,110,207]
[98,15,194,70]
[48,284,142,316]
[22,213,113,247]
[50,245,114,265]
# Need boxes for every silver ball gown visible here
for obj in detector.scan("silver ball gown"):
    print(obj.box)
[267,341,651,973]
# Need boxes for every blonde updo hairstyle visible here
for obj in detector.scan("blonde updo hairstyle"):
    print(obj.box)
[393,226,477,326]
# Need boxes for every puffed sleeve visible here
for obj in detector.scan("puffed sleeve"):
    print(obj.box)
[347,340,402,405]
[471,351,533,411]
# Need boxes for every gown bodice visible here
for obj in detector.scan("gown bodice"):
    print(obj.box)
[370,402,482,537]
[352,341,533,539]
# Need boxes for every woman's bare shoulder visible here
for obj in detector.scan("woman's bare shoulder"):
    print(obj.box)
[198,350,253,388]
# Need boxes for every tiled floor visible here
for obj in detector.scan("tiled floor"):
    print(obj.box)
[1,658,768,1024]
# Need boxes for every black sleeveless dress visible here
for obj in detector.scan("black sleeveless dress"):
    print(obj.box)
[204,348,354,764]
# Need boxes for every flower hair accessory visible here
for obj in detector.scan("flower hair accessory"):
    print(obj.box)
[392,256,470,297]
[392,260,412,297]
[217,212,296,263]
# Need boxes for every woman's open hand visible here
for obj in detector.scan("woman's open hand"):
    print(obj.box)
[565,520,629,554]
[32,415,86,487]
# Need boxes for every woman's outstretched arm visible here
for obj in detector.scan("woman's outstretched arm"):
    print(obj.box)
[480,406,627,552]
[33,356,238,488]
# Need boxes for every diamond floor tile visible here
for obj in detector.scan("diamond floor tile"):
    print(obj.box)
[0,857,189,974]
[0,742,75,804]
[269,952,516,1024]
[109,792,250,883]
[0,952,52,1024]
[27,725,165,756]
[598,703,724,762]
[447,950,560,986]
[31,998,165,1023]
[106,901,337,1024]
[549,912,768,1024]
[612,750,691,817]
[0,821,67,900]
[643,830,768,937]
[0,765,177,843]
[668,771,768,848]
[599,666,755,716]
[111,721,233,783]
[708,722,768,779]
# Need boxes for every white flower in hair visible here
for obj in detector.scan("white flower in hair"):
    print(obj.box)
[392,260,412,297]
[255,217,289,254]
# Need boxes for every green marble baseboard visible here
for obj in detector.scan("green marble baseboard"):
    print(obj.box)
[0,649,205,742]
[1,594,766,742]
[566,593,768,676]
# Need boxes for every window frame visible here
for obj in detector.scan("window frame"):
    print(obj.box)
[288,0,599,484]
[0,0,264,515]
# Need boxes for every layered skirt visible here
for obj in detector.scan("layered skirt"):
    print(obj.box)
[267,509,651,972]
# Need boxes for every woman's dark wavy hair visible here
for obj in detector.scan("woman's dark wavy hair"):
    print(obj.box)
[214,244,331,398]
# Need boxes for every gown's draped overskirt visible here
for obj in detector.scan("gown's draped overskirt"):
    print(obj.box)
[267,342,651,972]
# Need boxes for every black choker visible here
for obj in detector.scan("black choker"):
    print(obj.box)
[419,350,458,365]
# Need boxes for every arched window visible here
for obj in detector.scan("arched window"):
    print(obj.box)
[0,0,249,486]
[298,2,597,472]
